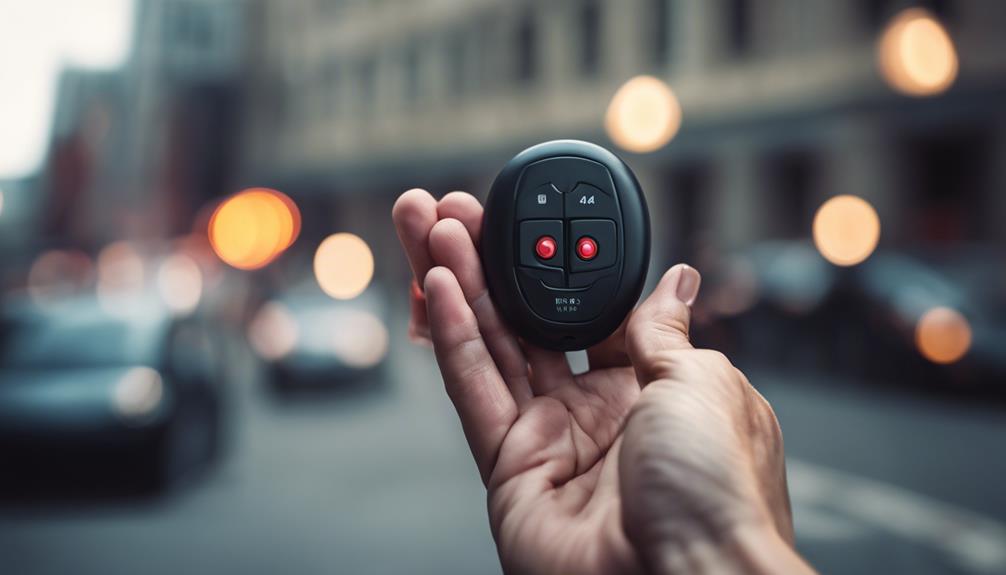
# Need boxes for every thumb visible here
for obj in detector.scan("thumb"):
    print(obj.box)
[626,264,702,384]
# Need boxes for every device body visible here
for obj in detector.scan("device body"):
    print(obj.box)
[481,140,651,351]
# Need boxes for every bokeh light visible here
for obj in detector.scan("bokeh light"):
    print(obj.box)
[878,8,958,97]
[157,253,203,315]
[314,233,375,300]
[97,241,145,293]
[208,188,301,270]
[605,75,682,154]
[915,307,972,365]
[113,366,164,420]
[330,310,389,369]
[248,302,299,361]
[28,249,93,305]
[96,241,146,316]
[813,195,881,267]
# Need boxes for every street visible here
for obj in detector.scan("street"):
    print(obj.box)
[1,308,1004,575]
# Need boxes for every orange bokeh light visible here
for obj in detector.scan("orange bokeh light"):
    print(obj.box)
[314,233,374,300]
[813,195,881,267]
[915,307,972,365]
[208,188,301,270]
[605,75,682,154]
[878,8,958,97]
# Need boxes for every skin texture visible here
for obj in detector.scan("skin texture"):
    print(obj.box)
[392,189,816,575]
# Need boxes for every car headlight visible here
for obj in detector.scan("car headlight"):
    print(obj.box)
[329,309,389,369]
[112,366,164,420]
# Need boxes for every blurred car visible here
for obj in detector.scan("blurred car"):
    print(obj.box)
[0,293,225,491]
[248,281,390,391]
[701,241,1006,395]
[853,247,1006,391]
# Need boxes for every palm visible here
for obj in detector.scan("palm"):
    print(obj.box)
[393,190,645,574]
[488,363,642,575]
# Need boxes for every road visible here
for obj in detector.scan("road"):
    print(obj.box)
[1,313,1004,574]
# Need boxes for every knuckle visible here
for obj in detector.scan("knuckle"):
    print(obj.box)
[634,347,689,380]
[651,301,691,334]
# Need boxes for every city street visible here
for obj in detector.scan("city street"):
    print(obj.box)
[1,306,1003,575]
[2,2,1004,574]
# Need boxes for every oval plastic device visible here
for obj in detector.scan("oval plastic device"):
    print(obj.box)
[482,140,651,351]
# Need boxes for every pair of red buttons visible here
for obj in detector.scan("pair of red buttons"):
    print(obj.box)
[535,236,597,261]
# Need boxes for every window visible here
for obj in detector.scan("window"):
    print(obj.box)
[664,163,713,263]
[358,57,377,115]
[650,0,671,67]
[921,0,953,20]
[325,62,340,117]
[474,16,496,93]
[763,151,817,239]
[579,0,602,76]
[862,0,953,31]
[446,30,468,97]
[902,129,990,242]
[861,0,894,30]
[170,2,214,50]
[515,10,538,84]
[403,40,421,105]
[726,0,750,58]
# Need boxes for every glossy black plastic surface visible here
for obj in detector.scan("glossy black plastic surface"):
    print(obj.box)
[481,140,650,351]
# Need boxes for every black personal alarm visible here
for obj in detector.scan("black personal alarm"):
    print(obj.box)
[481,140,651,351]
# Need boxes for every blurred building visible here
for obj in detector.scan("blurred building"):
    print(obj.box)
[240,0,1006,273]
[13,0,248,256]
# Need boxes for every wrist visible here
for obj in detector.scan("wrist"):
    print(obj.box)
[642,520,814,575]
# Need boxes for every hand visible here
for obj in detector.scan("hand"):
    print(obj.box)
[392,189,812,575]
[618,273,816,575]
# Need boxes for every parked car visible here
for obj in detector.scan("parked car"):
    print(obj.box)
[702,241,1006,395]
[0,293,225,492]
[248,281,390,391]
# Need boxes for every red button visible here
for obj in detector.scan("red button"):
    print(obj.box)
[576,237,598,260]
[535,236,557,260]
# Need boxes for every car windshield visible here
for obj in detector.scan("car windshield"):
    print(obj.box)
[0,306,163,370]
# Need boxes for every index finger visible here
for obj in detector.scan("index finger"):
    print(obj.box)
[425,266,519,482]
[437,191,483,245]
[392,188,439,287]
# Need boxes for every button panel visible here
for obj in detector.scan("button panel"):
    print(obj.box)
[513,158,622,323]
[516,269,616,323]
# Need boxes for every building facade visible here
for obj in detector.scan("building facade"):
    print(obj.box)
[240,0,1006,273]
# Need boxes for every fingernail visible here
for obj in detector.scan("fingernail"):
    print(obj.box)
[675,265,701,306]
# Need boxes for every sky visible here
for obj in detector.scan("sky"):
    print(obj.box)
[0,0,135,179]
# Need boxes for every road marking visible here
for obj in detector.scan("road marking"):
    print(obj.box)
[788,459,1006,574]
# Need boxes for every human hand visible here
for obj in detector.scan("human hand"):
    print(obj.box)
[392,189,812,575]
[618,269,815,575]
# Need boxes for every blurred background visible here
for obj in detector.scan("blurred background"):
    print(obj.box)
[1,0,1004,573]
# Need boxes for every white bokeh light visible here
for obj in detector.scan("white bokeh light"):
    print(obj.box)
[157,253,203,315]
[113,366,164,420]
